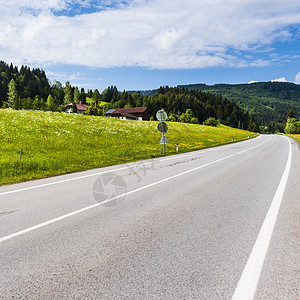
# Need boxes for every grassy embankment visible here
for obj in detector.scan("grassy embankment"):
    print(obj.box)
[293,134,300,144]
[1,109,256,185]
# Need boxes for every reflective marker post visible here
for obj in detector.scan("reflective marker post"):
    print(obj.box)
[19,148,23,161]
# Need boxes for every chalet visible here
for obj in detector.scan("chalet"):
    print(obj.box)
[64,102,88,114]
[106,107,152,121]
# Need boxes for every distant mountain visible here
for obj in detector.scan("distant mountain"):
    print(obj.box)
[179,82,300,126]
[128,89,159,97]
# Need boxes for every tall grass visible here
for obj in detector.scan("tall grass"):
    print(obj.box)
[1,109,256,185]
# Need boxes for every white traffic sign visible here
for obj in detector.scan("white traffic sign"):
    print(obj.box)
[156,110,167,121]
[160,136,168,144]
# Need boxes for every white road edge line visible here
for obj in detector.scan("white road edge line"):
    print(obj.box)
[0,135,265,197]
[0,154,234,243]
[232,136,292,300]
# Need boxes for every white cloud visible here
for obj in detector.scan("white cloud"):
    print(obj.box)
[271,77,287,82]
[295,73,300,84]
[1,0,300,69]
[248,80,259,84]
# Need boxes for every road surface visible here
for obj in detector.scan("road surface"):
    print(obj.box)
[0,135,299,299]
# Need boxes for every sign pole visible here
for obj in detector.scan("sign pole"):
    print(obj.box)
[156,110,168,154]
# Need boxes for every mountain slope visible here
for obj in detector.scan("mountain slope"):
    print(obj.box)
[180,82,300,126]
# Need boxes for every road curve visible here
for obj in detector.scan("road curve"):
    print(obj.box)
[0,135,299,299]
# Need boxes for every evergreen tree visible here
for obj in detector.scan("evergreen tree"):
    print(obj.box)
[74,87,80,104]
[286,109,295,119]
[22,97,33,110]
[92,89,101,104]
[64,81,73,104]
[7,79,19,109]
[51,81,64,106]
[79,88,86,103]
[248,117,258,132]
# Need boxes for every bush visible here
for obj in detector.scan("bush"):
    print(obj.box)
[284,117,299,134]
[190,117,199,124]
[166,113,178,122]
[203,117,220,127]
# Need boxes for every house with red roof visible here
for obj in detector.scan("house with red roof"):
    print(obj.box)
[64,102,88,114]
[106,107,152,121]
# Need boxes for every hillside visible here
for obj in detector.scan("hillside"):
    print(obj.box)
[1,61,254,130]
[0,109,256,185]
[180,82,300,127]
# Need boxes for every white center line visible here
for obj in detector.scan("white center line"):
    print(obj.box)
[0,153,235,243]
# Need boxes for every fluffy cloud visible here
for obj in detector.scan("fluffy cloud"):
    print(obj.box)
[271,77,287,82]
[295,73,300,84]
[1,0,300,69]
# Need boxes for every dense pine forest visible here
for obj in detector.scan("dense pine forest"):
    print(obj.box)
[0,61,50,107]
[0,61,258,131]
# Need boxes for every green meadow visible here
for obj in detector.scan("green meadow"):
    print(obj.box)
[85,97,108,106]
[1,109,256,185]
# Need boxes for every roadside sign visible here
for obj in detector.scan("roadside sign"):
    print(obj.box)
[158,121,168,133]
[156,110,167,122]
[160,136,168,144]
[156,110,169,153]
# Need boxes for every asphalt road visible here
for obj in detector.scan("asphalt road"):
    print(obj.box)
[0,135,299,299]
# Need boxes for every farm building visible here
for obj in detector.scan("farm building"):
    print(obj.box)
[106,107,152,121]
[64,102,88,114]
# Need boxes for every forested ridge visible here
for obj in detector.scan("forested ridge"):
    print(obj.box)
[181,82,300,130]
[115,86,255,130]
[1,61,257,131]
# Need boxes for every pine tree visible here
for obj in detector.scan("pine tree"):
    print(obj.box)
[92,89,101,104]
[79,88,86,103]
[64,81,73,105]
[7,79,19,109]
[74,87,80,104]
[286,109,295,119]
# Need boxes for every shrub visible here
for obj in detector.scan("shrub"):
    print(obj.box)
[284,117,298,134]
[203,117,220,127]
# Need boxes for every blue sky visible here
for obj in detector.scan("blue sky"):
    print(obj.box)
[1,0,300,92]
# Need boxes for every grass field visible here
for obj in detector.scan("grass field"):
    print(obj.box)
[1,109,257,185]
[85,97,108,107]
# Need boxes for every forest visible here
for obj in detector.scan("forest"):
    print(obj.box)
[1,61,258,131]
